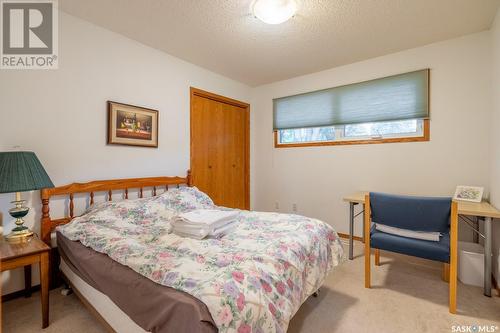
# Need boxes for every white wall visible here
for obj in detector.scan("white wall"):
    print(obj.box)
[489,8,500,285]
[0,12,251,295]
[251,32,493,242]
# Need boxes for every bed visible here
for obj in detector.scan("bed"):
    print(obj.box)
[40,171,345,333]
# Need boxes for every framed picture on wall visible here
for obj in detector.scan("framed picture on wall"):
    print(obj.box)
[453,185,484,203]
[107,101,159,148]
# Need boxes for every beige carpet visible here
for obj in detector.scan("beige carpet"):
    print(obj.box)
[2,241,499,333]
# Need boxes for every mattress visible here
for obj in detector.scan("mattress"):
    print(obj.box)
[60,256,146,333]
[57,231,217,333]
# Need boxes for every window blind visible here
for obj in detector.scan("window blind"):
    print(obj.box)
[273,69,429,130]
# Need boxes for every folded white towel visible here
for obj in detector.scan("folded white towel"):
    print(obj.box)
[375,223,441,242]
[175,209,239,225]
[173,221,238,240]
[172,209,239,239]
[211,220,238,236]
[172,223,211,239]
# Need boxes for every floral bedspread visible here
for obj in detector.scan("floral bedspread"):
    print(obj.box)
[58,187,344,333]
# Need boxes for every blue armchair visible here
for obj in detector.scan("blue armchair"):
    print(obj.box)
[364,192,459,313]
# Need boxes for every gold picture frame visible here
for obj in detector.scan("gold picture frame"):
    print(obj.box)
[107,101,159,148]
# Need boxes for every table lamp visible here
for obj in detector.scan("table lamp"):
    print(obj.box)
[0,151,54,242]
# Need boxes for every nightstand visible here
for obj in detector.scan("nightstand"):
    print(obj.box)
[0,236,50,328]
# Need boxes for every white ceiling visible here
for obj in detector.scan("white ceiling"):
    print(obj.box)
[60,0,500,86]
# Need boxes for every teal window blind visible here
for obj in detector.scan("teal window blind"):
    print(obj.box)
[273,69,429,131]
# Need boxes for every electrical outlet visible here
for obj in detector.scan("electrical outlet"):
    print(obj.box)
[292,203,297,212]
[274,202,280,210]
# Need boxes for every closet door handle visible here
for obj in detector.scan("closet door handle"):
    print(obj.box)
[208,165,212,169]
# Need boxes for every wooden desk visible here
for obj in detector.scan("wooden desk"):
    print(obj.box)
[343,191,500,297]
[0,236,50,328]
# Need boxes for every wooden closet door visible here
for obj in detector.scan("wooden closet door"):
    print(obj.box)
[191,94,224,206]
[190,88,249,209]
[222,103,247,209]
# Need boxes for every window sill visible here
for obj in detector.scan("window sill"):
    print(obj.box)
[274,120,430,148]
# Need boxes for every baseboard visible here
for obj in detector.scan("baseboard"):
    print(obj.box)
[338,232,364,242]
[1,285,40,302]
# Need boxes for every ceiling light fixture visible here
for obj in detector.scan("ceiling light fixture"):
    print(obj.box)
[253,0,297,25]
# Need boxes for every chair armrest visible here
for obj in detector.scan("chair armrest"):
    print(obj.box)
[364,194,371,288]
[449,200,458,313]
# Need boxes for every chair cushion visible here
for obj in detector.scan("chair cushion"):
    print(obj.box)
[370,192,452,233]
[371,227,450,263]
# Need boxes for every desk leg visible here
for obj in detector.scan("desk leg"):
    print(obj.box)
[24,265,32,297]
[484,217,492,297]
[349,202,354,260]
[40,252,49,328]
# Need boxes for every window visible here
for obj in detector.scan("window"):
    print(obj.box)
[278,119,426,145]
[273,69,430,147]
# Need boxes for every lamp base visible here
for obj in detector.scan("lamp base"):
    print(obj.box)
[5,227,34,242]
[6,196,33,242]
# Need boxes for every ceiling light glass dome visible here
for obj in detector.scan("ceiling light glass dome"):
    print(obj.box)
[253,0,297,25]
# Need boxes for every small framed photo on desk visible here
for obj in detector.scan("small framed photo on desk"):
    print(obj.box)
[453,185,484,203]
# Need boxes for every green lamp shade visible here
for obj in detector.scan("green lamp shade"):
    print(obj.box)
[0,151,54,193]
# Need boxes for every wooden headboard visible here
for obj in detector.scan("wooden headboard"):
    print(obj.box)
[40,170,191,245]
